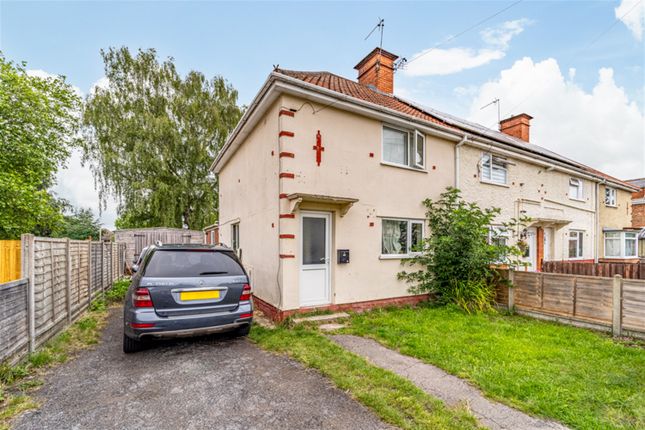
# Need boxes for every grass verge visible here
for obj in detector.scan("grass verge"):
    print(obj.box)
[250,324,481,430]
[346,304,645,430]
[0,277,131,430]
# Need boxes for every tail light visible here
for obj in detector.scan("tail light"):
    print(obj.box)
[240,284,252,301]
[133,287,153,308]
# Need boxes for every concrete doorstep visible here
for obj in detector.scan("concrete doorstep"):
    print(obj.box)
[330,335,569,430]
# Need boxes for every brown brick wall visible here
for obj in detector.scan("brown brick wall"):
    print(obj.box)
[633,202,645,228]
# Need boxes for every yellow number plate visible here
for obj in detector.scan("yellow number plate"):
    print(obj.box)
[180,290,220,301]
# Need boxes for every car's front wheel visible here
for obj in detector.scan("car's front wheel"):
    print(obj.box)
[123,334,145,353]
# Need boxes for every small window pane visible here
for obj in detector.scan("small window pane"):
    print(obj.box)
[383,127,408,165]
[625,237,637,257]
[481,154,491,180]
[303,217,326,265]
[411,222,423,252]
[491,158,507,184]
[415,133,424,167]
[382,220,408,255]
[605,233,621,257]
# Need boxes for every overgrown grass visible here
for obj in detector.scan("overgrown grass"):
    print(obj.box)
[0,277,130,430]
[346,304,645,430]
[250,325,481,430]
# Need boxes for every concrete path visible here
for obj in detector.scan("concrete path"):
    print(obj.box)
[331,335,569,430]
[13,309,391,430]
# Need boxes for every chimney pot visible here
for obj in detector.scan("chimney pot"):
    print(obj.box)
[354,47,399,94]
[500,113,533,142]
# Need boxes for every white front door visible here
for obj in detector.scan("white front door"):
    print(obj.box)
[524,227,537,271]
[299,212,331,307]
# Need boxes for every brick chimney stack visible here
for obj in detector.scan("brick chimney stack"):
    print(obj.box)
[354,47,399,94]
[499,113,533,142]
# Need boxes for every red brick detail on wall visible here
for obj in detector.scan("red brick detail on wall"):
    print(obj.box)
[279,172,295,179]
[279,109,295,117]
[279,193,288,199]
[279,254,295,259]
[279,131,294,138]
[279,152,295,158]
[254,294,431,322]
[279,214,295,219]
[279,234,295,239]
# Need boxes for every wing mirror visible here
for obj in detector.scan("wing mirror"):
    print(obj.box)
[132,264,139,273]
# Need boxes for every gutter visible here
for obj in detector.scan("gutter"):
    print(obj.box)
[454,136,467,189]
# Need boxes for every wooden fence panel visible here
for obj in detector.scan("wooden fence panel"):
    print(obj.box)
[541,274,575,316]
[575,277,613,323]
[0,240,21,283]
[543,260,644,279]
[622,279,645,332]
[514,272,541,308]
[0,279,29,363]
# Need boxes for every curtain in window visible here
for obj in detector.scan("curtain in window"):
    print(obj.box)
[491,162,507,184]
[383,127,408,165]
[382,220,407,254]
[625,234,637,257]
[481,154,491,179]
[605,233,621,257]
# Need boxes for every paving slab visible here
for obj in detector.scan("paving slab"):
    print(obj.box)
[292,312,349,324]
[331,334,569,430]
[12,309,392,430]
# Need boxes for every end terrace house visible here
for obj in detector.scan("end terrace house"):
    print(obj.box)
[211,47,637,320]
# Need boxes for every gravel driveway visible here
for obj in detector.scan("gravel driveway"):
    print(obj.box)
[14,308,390,430]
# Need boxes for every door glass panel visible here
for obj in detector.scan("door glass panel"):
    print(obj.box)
[303,217,326,265]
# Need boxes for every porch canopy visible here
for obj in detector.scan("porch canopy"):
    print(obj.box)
[528,217,571,228]
[286,193,358,217]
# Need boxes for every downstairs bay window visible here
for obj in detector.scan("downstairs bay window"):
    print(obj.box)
[604,231,637,258]
[381,218,423,257]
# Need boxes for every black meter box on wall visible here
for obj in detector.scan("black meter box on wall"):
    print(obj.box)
[337,249,350,264]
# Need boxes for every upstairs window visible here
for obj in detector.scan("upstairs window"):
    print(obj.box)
[481,153,508,185]
[382,126,425,169]
[605,187,617,207]
[569,178,583,200]
[605,231,637,258]
[568,230,584,259]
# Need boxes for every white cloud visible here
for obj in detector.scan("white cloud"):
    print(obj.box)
[615,0,644,41]
[27,69,82,96]
[404,18,531,77]
[467,57,645,179]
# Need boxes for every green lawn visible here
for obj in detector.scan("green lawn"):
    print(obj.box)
[346,304,645,430]
[250,325,481,430]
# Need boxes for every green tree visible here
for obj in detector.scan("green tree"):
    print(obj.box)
[0,54,81,239]
[57,208,101,240]
[399,188,528,313]
[82,47,243,229]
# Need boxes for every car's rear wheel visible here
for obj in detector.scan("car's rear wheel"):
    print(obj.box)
[234,324,251,337]
[123,334,145,353]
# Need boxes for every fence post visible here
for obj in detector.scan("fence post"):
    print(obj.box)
[87,240,92,309]
[612,275,623,337]
[65,238,72,323]
[22,234,36,353]
[100,242,105,298]
[539,272,544,310]
[507,269,515,313]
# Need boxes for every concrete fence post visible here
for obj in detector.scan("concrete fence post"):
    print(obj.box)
[507,269,515,313]
[65,238,72,323]
[612,275,623,337]
[22,234,36,353]
[87,241,92,309]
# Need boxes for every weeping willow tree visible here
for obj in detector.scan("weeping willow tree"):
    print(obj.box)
[82,47,243,229]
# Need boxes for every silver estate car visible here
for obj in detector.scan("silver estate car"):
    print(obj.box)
[123,244,253,353]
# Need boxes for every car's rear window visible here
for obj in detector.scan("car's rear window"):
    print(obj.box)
[143,250,245,277]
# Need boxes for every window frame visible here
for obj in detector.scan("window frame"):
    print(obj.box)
[568,178,584,201]
[568,230,584,259]
[604,187,617,207]
[604,231,638,258]
[231,222,240,253]
[380,218,424,258]
[480,152,508,186]
[381,125,426,171]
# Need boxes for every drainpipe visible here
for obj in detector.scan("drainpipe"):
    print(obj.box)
[454,135,467,189]
[594,180,605,263]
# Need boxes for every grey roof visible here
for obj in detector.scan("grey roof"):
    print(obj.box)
[626,178,645,188]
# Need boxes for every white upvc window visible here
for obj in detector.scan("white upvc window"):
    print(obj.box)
[231,223,240,253]
[605,187,617,207]
[382,126,425,169]
[480,153,508,185]
[569,178,583,200]
[568,230,584,259]
[604,231,637,258]
[381,218,424,257]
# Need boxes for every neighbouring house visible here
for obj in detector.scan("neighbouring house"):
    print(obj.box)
[203,223,219,245]
[627,178,645,228]
[114,227,203,266]
[211,47,638,320]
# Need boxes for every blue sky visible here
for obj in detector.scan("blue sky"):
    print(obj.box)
[2,0,644,228]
